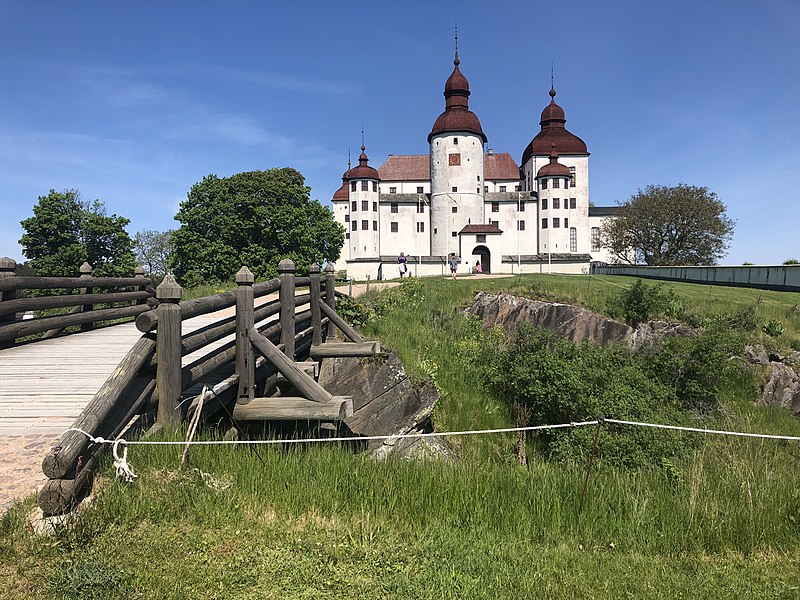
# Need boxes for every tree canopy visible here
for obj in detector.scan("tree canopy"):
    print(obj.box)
[170,168,344,285]
[600,184,735,265]
[134,229,174,282]
[19,189,135,277]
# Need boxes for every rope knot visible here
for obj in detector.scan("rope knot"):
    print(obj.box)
[112,439,137,483]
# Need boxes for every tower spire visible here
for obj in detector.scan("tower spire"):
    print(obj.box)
[454,22,459,64]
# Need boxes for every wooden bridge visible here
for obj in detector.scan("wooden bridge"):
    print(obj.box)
[0,258,381,516]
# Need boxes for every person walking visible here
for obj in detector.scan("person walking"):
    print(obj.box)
[476,260,482,274]
[448,253,458,279]
[398,252,408,279]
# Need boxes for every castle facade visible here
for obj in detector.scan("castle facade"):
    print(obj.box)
[331,51,618,279]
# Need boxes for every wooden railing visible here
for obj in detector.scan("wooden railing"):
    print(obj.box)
[0,259,154,348]
[38,259,379,515]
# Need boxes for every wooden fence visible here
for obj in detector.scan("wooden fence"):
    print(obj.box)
[36,260,379,515]
[0,259,154,349]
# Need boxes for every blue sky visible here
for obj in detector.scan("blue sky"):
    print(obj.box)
[1,1,798,265]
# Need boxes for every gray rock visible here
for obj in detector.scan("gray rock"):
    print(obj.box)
[759,362,800,413]
[744,344,771,366]
[318,352,451,460]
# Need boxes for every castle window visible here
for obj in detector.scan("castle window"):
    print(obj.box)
[391,222,398,233]
[451,231,457,237]
[491,202,499,212]
[351,201,357,212]
[519,200,526,212]
[390,203,398,213]
[553,218,560,228]
[373,220,378,231]
[499,185,506,192]
[345,214,349,222]
[553,198,560,209]
[541,198,548,210]
[484,186,488,193]
[570,227,577,252]
[553,179,560,189]
[541,218,548,229]
[390,187,397,194]
[373,201,378,212]
[515,185,521,191]
[452,186,458,192]
[345,233,350,239]
[477,175,480,181]
[417,222,425,233]
[351,221,357,231]
[373,182,378,192]
[490,220,499,228]
[351,181,356,191]
[541,179,548,190]
[452,206,458,213]
[570,167,576,187]
[449,153,461,166]
[564,218,569,228]
[361,220,369,230]
[417,186,424,194]
[477,188,480,193]
[477,234,486,243]
[591,227,600,252]
[361,181,368,191]
[569,198,576,209]
[453,137,458,145]
[362,200,368,211]
[517,220,525,231]
[417,203,425,214]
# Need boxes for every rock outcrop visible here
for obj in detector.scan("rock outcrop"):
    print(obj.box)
[745,344,800,413]
[466,292,696,349]
[318,352,452,460]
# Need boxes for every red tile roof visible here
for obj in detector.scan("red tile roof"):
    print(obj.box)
[378,155,430,181]
[485,153,521,180]
[521,87,589,165]
[377,152,520,182]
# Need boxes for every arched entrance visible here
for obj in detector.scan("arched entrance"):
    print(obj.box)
[472,245,490,274]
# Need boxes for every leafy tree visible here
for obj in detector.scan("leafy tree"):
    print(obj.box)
[600,184,734,265]
[171,168,344,285]
[783,259,799,265]
[19,189,135,277]
[134,229,174,281]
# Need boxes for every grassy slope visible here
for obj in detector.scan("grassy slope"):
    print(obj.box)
[2,274,800,599]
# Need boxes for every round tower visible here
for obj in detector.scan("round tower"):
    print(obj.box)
[536,143,573,255]
[428,50,487,257]
[331,167,351,262]
[347,144,381,259]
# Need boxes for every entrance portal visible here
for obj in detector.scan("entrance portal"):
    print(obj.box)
[472,245,490,274]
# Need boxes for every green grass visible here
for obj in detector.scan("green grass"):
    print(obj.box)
[3,273,800,598]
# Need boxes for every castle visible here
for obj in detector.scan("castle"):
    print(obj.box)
[331,49,619,279]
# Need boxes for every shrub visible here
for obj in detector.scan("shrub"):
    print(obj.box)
[607,279,684,326]
[763,319,785,338]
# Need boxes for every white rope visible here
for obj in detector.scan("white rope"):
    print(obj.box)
[111,439,137,482]
[605,418,800,441]
[62,420,599,447]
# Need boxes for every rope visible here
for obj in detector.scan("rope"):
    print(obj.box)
[112,439,137,482]
[605,418,800,441]
[63,420,599,447]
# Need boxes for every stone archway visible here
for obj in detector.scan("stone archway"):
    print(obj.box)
[472,245,490,274]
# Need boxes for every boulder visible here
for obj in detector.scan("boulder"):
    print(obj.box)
[759,362,800,413]
[744,344,770,366]
[318,352,452,460]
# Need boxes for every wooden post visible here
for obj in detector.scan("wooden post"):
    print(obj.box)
[366,274,370,293]
[79,262,93,332]
[155,274,182,427]
[0,257,16,349]
[348,278,353,297]
[325,263,337,340]
[134,266,149,304]
[235,266,255,404]
[309,263,322,347]
[278,258,296,360]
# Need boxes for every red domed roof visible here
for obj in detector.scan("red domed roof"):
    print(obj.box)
[521,87,588,165]
[536,145,571,178]
[348,145,380,180]
[428,52,487,143]
[332,177,348,201]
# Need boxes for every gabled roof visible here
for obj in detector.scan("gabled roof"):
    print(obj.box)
[378,155,430,181]
[485,153,521,180]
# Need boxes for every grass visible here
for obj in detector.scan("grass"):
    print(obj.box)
[3,273,800,598]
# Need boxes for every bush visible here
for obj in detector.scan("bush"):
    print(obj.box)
[607,279,684,326]
[479,324,692,466]
[763,319,785,338]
